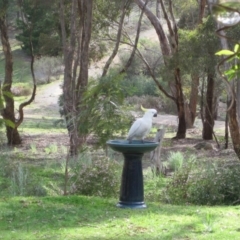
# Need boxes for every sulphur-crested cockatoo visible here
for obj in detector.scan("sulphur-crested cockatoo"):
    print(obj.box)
[127,106,157,143]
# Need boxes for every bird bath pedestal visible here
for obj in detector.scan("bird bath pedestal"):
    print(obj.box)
[106,140,159,209]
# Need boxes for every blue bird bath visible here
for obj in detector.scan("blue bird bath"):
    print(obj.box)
[106,140,159,209]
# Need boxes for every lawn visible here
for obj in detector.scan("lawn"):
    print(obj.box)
[0,196,240,240]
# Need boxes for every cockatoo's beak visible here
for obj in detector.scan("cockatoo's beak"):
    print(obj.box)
[141,105,148,112]
[153,113,157,117]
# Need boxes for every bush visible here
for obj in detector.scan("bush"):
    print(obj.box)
[187,163,240,205]
[73,158,121,198]
[11,83,32,96]
[34,56,63,84]
[162,158,240,205]
[125,95,163,112]
[167,151,184,171]
[144,169,166,202]
[163,164,192,205]
[0,160,47,197]
[121,74,159,97]
[77,71,133,147]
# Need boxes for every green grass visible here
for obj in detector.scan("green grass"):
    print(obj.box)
[0,45,32,84]
[0,196,240,240]
[19,116,66,133]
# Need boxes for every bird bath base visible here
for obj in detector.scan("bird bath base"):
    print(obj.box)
[106,140,159,209]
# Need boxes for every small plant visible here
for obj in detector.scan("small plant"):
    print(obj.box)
[9,164,47,197]
[144,168,166,202]
[30,143,37,154]
[10,164,28,196]
[11,83,32,96]
[167,151,184,171]
[163,156,240,205]
[44,143,58,154]
[202,212,214,233]
[34,56,62,84]
[72,157,121,198]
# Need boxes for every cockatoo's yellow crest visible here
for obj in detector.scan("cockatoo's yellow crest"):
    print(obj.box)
[141,105,148,112]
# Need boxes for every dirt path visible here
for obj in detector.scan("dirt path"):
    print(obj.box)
[24,78,226,133]
[24,80,62,118]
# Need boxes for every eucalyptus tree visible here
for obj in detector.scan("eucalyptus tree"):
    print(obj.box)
[0,0,36,145]
[133,0,186,138]
[16,0,61,56]
[59,0,131,155]
[213,0,240,158]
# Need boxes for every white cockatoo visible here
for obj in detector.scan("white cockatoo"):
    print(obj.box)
[127,106,157,143]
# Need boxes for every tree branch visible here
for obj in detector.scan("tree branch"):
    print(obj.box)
[16,27,36,127]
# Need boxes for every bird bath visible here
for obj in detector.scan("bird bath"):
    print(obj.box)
[106,140,159,209]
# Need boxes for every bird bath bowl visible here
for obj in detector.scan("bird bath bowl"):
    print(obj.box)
[106,140,159,209]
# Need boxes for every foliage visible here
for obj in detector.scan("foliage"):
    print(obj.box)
[144,169,166,202]
[119,39,163,78]
[177,2,199,30]
[177,16,220,76]
[163,157,240,205]
[15,0,60,56]
[34,56,63,84]
[72,158,121,198]
[163,162,193,205]
[216,43,240,81]
[187,162,240,205]
[120,74,159,97]
[0,159,47,197]
[78,71,133,147]
[166,151,184,171]
[11,83,32,96]
[125,95,164,112]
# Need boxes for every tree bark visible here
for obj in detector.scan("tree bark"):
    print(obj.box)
[134,0,171,56]
[60,0,93,155]
[184,74,199,129]
[174,68,186,139]
[0,13,21,144]
[203,73,215,140]
[228,97,240,157]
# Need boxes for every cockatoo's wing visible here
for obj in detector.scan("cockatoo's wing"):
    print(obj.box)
[127,118,149,140]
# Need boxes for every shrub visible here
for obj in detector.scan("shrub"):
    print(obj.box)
[162,164,193,205]
[121,74,159,97]
[144,169,166,202]
[187,162,240,205]
[125,95,163,112]
[11,83,32,96]
[167,151,184,171]
[78,71,133,147]
[0,160,47,197]
[73,158,121,198]
[162,158,240,205]
[34,56,63,84]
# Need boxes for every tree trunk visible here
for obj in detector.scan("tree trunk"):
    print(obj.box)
[203,73,215,140]
[156,0,161,19]
[175,68,186,139]
[228,98,240,157]
[0,12,21,145]
[60,0,93,155]
[185,74,200,128]
[237,80,240,124]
